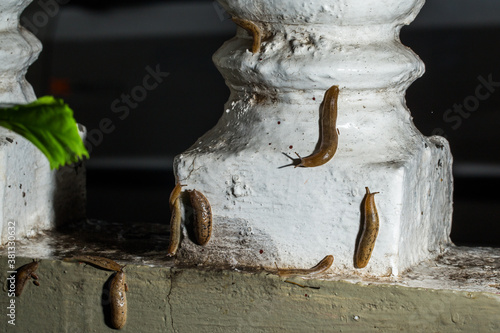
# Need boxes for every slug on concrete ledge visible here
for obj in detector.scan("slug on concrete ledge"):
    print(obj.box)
[232,17,262,53]
[276,255,334,278]
[188,189,213,246]
[296,85,339,167]
[63,256,123,272]
[167,182,185,257]
[110,269,128,330]
[355,187,380,268]
[15,260,39,297]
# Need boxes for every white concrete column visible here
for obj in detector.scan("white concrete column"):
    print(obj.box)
[174,0,453,276]
[0,0,86,245]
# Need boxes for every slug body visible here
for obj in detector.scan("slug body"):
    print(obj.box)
[64,256,123,272]
[169,182,186,210]
[276,255,334,278]
[188,189,212,246]
[167,198,182,256]
[167,183,185,257]
[232,17,262,53]
[15,261,39,297]
[355,187,380,268]
[110,270,128,330]
[297,85,339,167]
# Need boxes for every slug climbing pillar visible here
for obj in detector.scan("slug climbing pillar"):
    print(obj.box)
[173,0,453,276]
[0,0,86,245]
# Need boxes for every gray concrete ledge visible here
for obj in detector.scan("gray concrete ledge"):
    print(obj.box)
[0,228,499,332]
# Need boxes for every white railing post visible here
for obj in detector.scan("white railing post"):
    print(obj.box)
[174,0,453,276]
[0,0,86,246]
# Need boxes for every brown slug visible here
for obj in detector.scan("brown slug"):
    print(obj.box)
[355,187,380,268]
[110,269,128,330]
[63,256,123,272]
[15,260,40,297]
[232,17,262,53]
[167,198,182,257]
[188,189,213,246]
[276,255,334,278]
[296,85,339,167]
[167,182,185,257]
[169,182,186,210]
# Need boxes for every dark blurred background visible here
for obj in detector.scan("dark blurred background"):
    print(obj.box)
[22,1,500,247]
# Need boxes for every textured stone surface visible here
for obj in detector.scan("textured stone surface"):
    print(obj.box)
[173,0,453,276]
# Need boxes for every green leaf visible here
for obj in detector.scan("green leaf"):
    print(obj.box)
[0,96,89,169]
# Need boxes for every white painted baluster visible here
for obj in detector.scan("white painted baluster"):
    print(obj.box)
[174,0,453,276]
[0,0,41,104]
[0,0,86,246]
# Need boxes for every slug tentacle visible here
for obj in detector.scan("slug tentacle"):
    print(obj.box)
[276,255,334,278]
[232,17,262,53]
[296,85,339,168]
[355,187,380,269]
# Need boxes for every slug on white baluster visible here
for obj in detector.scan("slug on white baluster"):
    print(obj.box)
[295,85,339,168]
[63,256,123,272]
[188,189,212,246]
[167,182,186,257]
[355,187,380,268]
[15,260,40,297]
[232,17,262,53]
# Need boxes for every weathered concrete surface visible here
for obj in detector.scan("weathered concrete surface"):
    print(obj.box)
[1,253,499,332]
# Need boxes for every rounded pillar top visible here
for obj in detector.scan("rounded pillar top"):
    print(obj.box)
[214,0,426,93]
[0,0,41,104]
[217,0,425,27]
